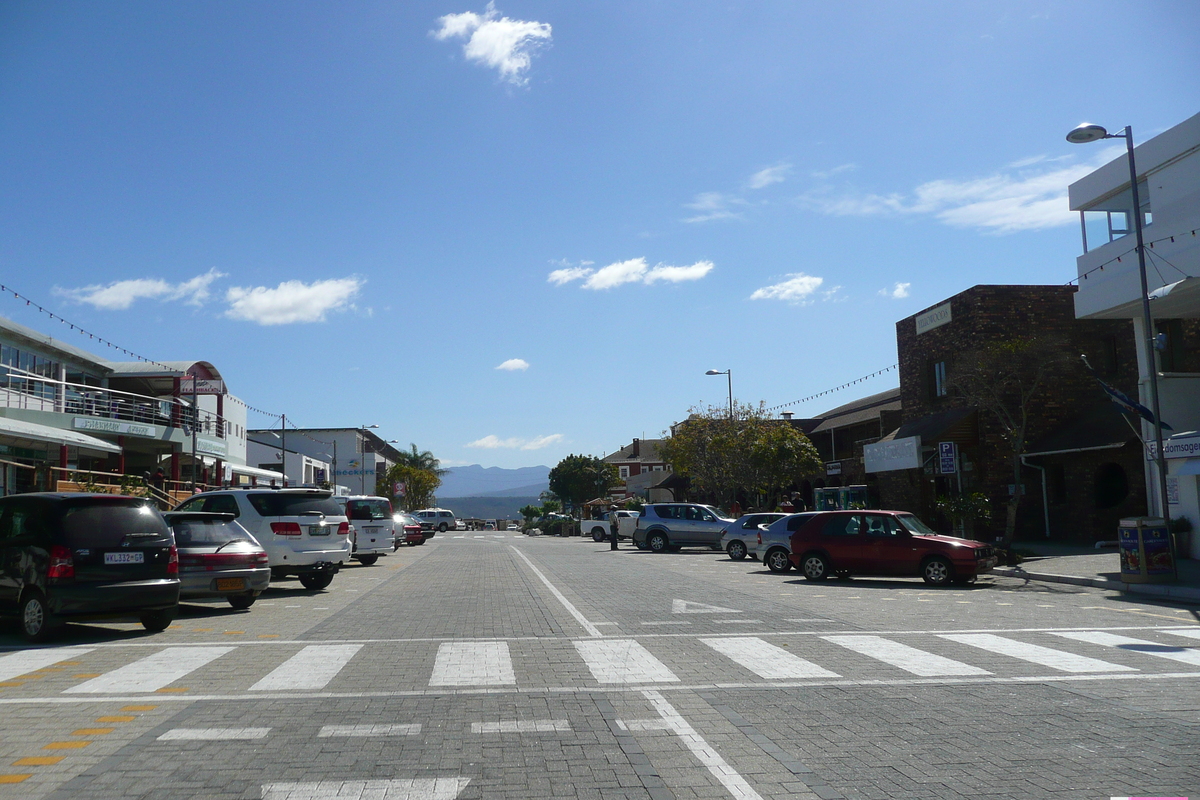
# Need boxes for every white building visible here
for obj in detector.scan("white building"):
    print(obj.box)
[1069,111,1200,554]
[246,427,404,495]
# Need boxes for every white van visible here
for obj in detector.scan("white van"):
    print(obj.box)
[414,508,457,535]
[336,495,395,565]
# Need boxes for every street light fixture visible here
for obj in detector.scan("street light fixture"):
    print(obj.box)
[1066,122,1172,537]
[705,369,733,421]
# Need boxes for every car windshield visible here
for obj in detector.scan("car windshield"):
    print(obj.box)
[60,501,170,547]
[896,514,937,535]
[395,513,420,526]
[247,493,342,517]
[169,518,257,547]
[349,499,392,520]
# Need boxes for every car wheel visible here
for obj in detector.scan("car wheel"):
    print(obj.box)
[765,548,792,573]
[140,608,175,632]
[647,532,668,553]
[591,528,606,542]
[228,593,256,610]
[357,554,379,566]
[726,540,747,560]
[439,523,448,532]
[800,552,830,581]
[20,592,58,643]
[299,573,334,591]
[922,556,954,586]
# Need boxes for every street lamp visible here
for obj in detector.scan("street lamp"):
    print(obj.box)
[1066,123,1171,535]
[705,369,733,421]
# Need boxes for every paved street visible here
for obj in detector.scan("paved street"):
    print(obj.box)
[2,534,1199,800]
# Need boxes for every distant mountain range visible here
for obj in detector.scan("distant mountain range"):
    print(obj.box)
[437,464,550,499]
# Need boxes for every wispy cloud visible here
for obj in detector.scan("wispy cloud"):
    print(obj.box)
[224,277,363,325]
[746,163,792,190]
[797,147,1124,234]
[879,282,911,299]
[811,163,857,180]
[55,268,225,310]
[549,258,715,290]
[749,273,825,304]
[432,2,552,86]
[683,192,744,224]
[496,358,529,371]
[467,433,564,450]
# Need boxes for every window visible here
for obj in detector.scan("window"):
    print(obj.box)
[619,466,629,479]
[205,494,241,516]
[865,514,902,537]
[823,514,862,536]
[927,360,948,400]
[1155,319,1185,373]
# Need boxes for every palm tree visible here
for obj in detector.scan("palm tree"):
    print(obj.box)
[396,444,447,477]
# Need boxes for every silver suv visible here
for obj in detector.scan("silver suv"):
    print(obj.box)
[755,512,817,573]
[633,503,734,552]
[173,488,351,590]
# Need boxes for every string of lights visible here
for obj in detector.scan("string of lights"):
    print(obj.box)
[765,365,898,413]
[1068,226,1198,286]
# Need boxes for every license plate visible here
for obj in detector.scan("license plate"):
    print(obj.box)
[216,577,246,591]
[104,552,144,565]
[309,525,330,536]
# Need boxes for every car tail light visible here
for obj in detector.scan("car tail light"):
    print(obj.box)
[48,545,75,579]
[757,532,762,545]
[252,551,269,566]
[271,522,302,536]
[167,545,179,575]
[337,522,350,536]
[179,551,267,571]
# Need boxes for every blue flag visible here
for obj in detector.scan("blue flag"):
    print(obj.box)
[1080,355,1172,430]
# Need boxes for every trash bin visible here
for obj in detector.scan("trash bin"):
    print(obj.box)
[1118,517,1176,583]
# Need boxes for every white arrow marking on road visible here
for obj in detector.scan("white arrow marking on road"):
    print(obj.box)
[261,778,471,799]
[672,599,740,614]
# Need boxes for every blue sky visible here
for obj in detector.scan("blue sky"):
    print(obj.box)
[1,2,1197,469]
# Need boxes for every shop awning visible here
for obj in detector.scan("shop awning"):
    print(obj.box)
[1024,403,1137,457]
[0,416,122,455]
[884,407,977,446]
[229,463,286,481]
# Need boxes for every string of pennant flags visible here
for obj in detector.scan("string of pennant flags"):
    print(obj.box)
[1068,226,1198,286]
[765,364,898,413]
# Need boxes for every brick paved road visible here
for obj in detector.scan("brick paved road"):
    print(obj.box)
[1,534,1198,799]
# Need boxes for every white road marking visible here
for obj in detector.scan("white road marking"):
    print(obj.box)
[1052,631,1200,667]
[1164,628,1200,642]
[616,718,673,731]
[158,727,269,740]
[712,619,763,625]
[643,689,765,800]
[509,546,604,637]
[823,635,991,677]
[318,724,421,737]
[673,599,740,614]
[642,621,692,626]
[429,642,515,686]
[940,633,1136,673]
[471,719,570,733]
[0,647,94,682]
[261,778,471,800]
[250,645,363,691]
[574,639,679,684]
[65,647,234,693]
[701,637,840,679]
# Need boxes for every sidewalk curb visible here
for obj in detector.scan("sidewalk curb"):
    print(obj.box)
[992,566,1200,603]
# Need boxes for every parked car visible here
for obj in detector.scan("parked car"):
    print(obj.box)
[507,522,519,531]
[414,508,456,535]
[789,510,999,586]
[754,512,818,572]
[163,511,269,609]
[336,495,394,565]
[720,513,787,560]
[393,511,425,547]
[632,503,735,552]
[0,493,180,641]
[173,488,350,590]
[582,509,639,542]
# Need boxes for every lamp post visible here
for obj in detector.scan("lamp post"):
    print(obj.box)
[705,369,733,421]
[1066,123,1171,535]
[359,424,379,494]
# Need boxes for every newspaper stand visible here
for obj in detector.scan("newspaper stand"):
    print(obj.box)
[1118,517,1176,583]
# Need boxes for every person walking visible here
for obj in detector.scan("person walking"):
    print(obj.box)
[608,506,619,551]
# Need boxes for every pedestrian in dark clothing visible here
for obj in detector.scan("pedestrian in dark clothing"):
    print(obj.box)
[151,468,165,493]
[609,506,619,550]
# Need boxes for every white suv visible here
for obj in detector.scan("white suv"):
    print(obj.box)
[174,488,351,590]
[336,495,394,566]
[414,508,456,535]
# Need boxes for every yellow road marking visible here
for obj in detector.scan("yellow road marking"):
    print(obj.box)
[43,742,89,750]
[13,757,63,766]
[258,634,280,639]
[192,628,213,632]
[154,688,188,693]
[73,673,102,679]
[0,681,24,687]
[1081,606,1198,622]
[96,716,135,723]
[223,631,244,635]
[0,775,30,783]
[72,728,113,736]
[121,705,157,712]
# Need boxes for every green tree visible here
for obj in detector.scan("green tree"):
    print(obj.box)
[539,498,561,515]
[518,504,542,523]
[395,443,448,478]
[659,400,822,510]
[381,464,441,511]
[548,454,619,514]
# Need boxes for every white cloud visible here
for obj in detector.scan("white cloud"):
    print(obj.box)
[467,433,564,450]
[879,282,911,299]
[811,163,857,180]
[224,277,363,325]
[549,258,714,290]
[496,358,529,371]
[747,163,792,189]
[584,257,650,289]
[796,147,1124,234]
[432,2,551,86]
[645,261,714,284]
[547,266,593,285]
[750,273,825,304]
[683,192,744,224]
[55,268,225,310]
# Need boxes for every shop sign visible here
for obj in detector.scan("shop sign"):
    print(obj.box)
[864,436,922,473]
[915,302,952,334]
[179,377,226,395]
[195,437,227,457]
[826,462,842,476]
[1146,431,1200,460]
[74,418,156,438]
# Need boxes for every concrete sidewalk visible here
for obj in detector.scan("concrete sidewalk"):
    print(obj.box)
[992,542,1200,603]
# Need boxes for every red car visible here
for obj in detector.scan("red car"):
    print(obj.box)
[788,510,998,586]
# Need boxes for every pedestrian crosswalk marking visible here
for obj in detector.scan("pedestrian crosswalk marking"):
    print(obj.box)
[250,645,364,692]
[1164,628,1200,642]
[158,728,269,741]
[64,647,234,694]
[701,637,840,680]
[823,635,991,676]
[939,633,1136,673]
[262,778,471,800]
[471,720,570,733]
[319,724,421,737]
[0,648,94,683]
[1052,631,1200,668]
[574,639,679,684]
[430,642,515,686]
